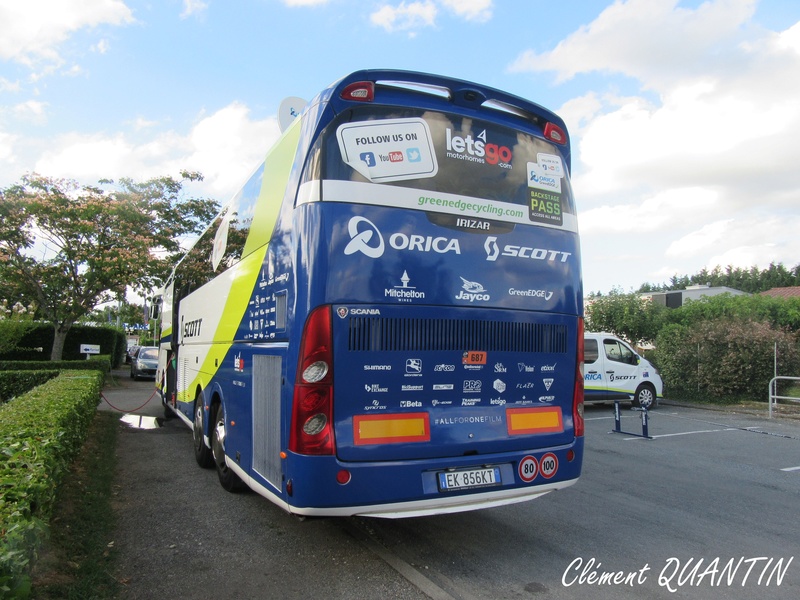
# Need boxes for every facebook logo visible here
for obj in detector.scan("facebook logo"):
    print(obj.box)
[360,152,376,167]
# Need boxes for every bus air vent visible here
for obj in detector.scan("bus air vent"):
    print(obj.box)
[347,318,568,354]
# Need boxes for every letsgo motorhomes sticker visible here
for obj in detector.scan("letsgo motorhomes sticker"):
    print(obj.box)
[337,118,438,183]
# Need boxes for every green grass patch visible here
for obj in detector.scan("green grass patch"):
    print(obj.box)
[30,411,120,599]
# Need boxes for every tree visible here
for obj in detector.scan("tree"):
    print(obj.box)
[0,172,218,360]
[585,288,667,344]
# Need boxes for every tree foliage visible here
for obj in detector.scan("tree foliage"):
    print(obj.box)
[637,262,800,294]
[0,172,218,360]
[585,288,668,344]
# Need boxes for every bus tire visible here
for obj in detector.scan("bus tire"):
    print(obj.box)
[211,402,245,492]
[193,398,213,468]
[633,384,656,409]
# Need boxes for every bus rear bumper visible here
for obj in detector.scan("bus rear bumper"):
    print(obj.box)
[296,477,577,518]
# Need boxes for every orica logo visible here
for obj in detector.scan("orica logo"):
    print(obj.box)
[344,216,461,259]
[345,216,385,258]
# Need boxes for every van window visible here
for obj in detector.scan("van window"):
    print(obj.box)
[584,338,598,363]
[603,339,636,365]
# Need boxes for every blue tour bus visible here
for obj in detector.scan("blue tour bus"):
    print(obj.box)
[153,70,585,518]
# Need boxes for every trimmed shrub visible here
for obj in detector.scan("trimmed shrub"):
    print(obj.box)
[0,371,59,404]
[0,355,111,375]
[0,370,103,597]
[655,318,800,402]
[0,323,126,368]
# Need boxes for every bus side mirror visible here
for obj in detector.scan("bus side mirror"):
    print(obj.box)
[150,296,162,320]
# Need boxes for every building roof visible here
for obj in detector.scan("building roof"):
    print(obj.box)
[760,286,800,298]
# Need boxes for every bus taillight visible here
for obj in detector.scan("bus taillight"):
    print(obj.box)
[544,122,567,145]
[341,81,374,102]
[573,319,585,437]
[290,306,335,455]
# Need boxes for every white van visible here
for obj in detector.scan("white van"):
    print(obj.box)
[583,332,663,409]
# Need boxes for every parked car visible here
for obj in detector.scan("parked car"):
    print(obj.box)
[130,346,158,380]
[125,345,140,364]
[583,332,663,409]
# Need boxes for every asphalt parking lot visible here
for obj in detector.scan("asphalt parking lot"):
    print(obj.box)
[100,373,800,599]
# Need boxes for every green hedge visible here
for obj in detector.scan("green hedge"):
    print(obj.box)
[0,355,112,375]
[0,370,104,598]
[0,371,59,404]
[0,323,126,368]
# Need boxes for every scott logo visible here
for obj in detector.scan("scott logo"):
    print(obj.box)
[484,236,571,263]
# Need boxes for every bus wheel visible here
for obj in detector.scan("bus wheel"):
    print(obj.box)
[211,402,245,492]
[633,384,656,409]
[193,399,213,468]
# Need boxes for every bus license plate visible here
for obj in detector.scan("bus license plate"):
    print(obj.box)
[438,467,501,492]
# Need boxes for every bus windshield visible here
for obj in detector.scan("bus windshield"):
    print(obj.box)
[304,106,575,231]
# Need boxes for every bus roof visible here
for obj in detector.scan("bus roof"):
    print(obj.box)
[311,69,571,171]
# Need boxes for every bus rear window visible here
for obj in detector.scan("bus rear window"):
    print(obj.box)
[308,107,575,229]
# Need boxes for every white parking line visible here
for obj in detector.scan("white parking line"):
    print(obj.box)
[780,466,800,472]
[623,428,738,440]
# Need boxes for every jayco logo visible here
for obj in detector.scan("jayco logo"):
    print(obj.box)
[344,216,460,259]
[455,276,490,302]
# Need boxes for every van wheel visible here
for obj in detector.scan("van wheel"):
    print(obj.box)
[633,384,656,409]
[211,402,245,492]
[193,399,213,468]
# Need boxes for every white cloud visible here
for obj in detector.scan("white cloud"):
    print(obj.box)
[180,0,208,19]
[579,188,718,235]
[32,102,281,200]
[0,0,134,67]
[439,0,492,22]
[369,0,493,32]
[513,0,800,290]
[0,131,17,163]
[13,100,48,124]
[281,0,330,5]
[370,1,437,33]
[665,219,732,258]
[92,39,110,54]
[508,0,757,87]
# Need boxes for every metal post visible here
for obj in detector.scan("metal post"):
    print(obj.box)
[614,401,621,432]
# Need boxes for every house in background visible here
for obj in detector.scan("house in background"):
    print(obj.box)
[760,286,800,298]
[641,284,748,308]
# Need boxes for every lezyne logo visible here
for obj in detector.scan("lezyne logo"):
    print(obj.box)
[484,236,571,263]
[344,216,460,258]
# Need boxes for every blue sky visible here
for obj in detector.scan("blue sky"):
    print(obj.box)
[2,0,800,294]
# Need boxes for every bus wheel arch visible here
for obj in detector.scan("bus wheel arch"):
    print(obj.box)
[211,397,245,492]
[193,389,213,468]
[633,383,656,409]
